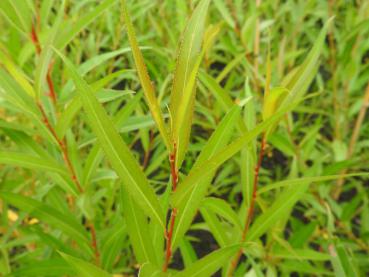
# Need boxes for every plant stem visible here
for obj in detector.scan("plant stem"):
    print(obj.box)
[30,22,58,108]
[227,133,266,277]
[88,221,100,266]
[31,24,100,265]
[36,102,84,193]
[163,144,178,272]
[333,82,369,199]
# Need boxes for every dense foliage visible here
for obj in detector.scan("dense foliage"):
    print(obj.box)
[0,0,369,276]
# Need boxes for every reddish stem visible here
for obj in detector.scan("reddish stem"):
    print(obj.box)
[163,207,177,272]
[30,23,41,55]
[30,22,58,108]
[88,222,100,265]
[32,29,100,261]
[163,144,178,272]
[227,134,266,276]
[46,62,58,107]
[36,102,84,193]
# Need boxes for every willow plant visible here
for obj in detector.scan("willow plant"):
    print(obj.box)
[0,0,368,276]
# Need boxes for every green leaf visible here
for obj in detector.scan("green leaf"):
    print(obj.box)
[121,0,171,150]
[262,87,289,121]
[6,259,74,277]
[81,93,142,187]
[179,238,198,267]
[213,0,235,28]
[0,193,90,251]
[120,189,158,266]
[200,206,230,247]
[169,0,211,166]
[55,49,165,230]
[55,70,129,139]
[329,241,360,277]
[101,225,126,271]
[174,244,242,277]
[0,46,35,98]
[138,263,167,277]
[171,106,240,248]
[202,197,242,230]
[199,71,248,133]
[281,18,333,107]
[55,0,118,50]
[272,249,331,261]
[258,173,369,194]
[59,252,111,277]
[248,173,369,242]
[0,0,32,36]
[0,151,68,177]
[172,101,298,208]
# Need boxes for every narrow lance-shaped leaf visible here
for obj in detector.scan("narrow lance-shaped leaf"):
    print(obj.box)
[201,197,243,230]
[121,0,171,150]
[174,244,243,277]
[55,0,118,50]
[172,100,299,208]
[171,105,241,249]
[55,49,166,230]
[59,252,111,277]
[0,192,91,253]
[0,151,69,178]
[8,259,75,277]
[280,18,333,108]
[200,206,230,247]
[258,173,369,194]
[120,189,158,266]
[0,44,35,98]
[247,173,369,242]
[170,0,211,166]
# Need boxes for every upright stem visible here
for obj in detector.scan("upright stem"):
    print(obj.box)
[333,82,369,199]
[88,222,100,265]
[227,134,266,277]
[30,23,57,108]
[163,144,178,272]
[31,23,100,265]
[36,102,84,193]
